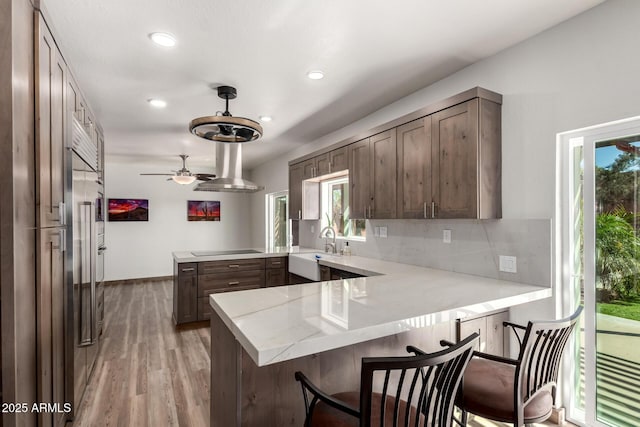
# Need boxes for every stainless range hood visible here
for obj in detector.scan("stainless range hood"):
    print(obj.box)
[194,142,264,193]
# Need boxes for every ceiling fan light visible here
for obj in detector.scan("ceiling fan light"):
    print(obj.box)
[189,115,263,143]
[172,175,196,185]
[189,86,263,143]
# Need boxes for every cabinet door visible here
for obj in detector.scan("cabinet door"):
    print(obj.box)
[37,228,66,427]
[36,15,67,228]
[457,310,507,357]
[431,99,479,218]
[370,129,397,219]
[397,117,432,219]
[315,153,331,176]
[458,316,485,353]
[289,163,303,220]
[175,264,198,324]
[485,310,508,356]
[348,138,371,219]
[301,158,316,180]
[266,268,287,287]
[330,146,349,173]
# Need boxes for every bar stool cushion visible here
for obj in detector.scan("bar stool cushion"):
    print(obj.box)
[311,391,423,427]
[462,358,553,422]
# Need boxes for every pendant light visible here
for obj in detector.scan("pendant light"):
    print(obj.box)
[189,86,263,143]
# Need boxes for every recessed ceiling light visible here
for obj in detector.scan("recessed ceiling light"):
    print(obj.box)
[149,32,177,47]
[148,98,167,108]
[259,116,272,122]
[307,70,324,80]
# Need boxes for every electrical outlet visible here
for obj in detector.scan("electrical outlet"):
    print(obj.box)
[311,225,315,233]
[380,226,388,238]
[374,226,380,237]
[443,229,451,243]
[499,256,517,273]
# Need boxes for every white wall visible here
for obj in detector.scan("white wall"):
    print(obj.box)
[250,0,640,321]
[104,161,253,281]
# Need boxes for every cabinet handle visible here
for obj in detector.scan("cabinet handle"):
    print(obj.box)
[423,202,427,219]
[431,201,435,219]
[329,162,332,173]
[272,261,281,265]
[58,201,66,225]
[228,264,240,268]
[298,210,301,220]
[181,267,195,272]
[228,281,240,286]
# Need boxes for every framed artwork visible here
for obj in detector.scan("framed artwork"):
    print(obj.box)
[188,200,221,221]
[108,198,149,221]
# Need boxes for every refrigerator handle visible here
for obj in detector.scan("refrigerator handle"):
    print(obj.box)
[79,201,92,347]
[89,201,97,344]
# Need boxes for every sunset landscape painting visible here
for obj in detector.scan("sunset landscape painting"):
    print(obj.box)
[108,198,149,221]
[188,200,220,221]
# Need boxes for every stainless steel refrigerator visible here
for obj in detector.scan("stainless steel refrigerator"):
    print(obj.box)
[65,117,105,418]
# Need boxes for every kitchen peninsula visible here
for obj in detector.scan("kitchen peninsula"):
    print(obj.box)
[208,254,552,426]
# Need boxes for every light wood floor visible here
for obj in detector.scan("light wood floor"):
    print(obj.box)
[72,278,569,427]
[71,279,210,427]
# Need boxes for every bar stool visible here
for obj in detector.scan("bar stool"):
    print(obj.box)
[456,307,583,427]
[294,333,479,427]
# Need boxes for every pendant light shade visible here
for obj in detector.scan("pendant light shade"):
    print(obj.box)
[172,173,197,185]
[189,86,263,143]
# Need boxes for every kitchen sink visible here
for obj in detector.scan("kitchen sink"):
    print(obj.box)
[288,252,337,281]
[191,249,263,256]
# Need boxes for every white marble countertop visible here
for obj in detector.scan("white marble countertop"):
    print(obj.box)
[172,247,298,263]
[209,253,552,367]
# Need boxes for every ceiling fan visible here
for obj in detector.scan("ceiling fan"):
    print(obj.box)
[140,154,216,185]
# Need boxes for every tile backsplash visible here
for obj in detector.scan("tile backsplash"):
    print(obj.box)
[298,219,551,286]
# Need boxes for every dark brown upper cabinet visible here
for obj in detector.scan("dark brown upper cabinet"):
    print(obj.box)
[396,117,432,219]
[36,17,67,228]
[349,130,397,219]
[290,88,502,221]
[431,98,501,219]
[289,163,304,220]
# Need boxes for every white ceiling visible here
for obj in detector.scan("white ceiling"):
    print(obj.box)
[43,0,604,173]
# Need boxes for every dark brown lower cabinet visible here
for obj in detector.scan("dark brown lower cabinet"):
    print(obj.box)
[173,262,198,325]
[37,228,66,427]
[174,257,291,324]
[266,256,288,287]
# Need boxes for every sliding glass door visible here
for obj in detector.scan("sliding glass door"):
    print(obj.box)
[560,118,640,427]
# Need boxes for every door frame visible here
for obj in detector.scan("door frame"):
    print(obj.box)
[557,116,640,427]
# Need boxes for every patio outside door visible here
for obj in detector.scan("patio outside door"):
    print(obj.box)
[560,118,640,427]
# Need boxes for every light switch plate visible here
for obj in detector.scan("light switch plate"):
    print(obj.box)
[443,229,451,243]
[311,225,315,233]
[499,256,517,273]
[380,226,388,238]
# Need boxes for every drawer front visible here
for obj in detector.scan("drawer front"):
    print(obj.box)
[198,258,265,275]
[198,270,265,296]
[265,256,287,269]
[266,268,287,287]
[178,262,198,275]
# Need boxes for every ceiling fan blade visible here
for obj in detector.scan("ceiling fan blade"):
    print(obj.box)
[194,173,216,179]
[140,173,174,176]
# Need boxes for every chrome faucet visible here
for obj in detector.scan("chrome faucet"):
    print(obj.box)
[319,226,337,254]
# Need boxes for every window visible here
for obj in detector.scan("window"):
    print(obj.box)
[321,176,365,239]
[266,191,289,248]
[558,117,640,427]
